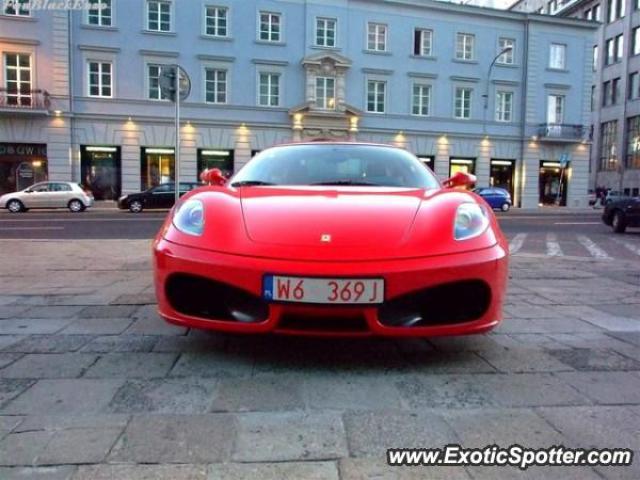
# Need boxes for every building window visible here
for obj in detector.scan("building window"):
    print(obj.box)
[547,94,564,123]
[259,72,280,107]
[3,0,29,16]
[367,80,386,113]
[147,0,171,32]
[316,17,336,47]
[547,0,557,14]
[259,12,281,42]
[414,29,433,56]
[88,0,111,26]
[608,0,624,22]
[630,72,640,99]
[147,64,169,100]
[616,34,624,61]
[612,77,621,104]
[593,45,598,70]
[316,76,335,109]
[495,91,513,122]
[599,120,618,170]
[602,80,611,106]
[497,38,515,64]
[606,38,614,64]
[88,61,112,98]
[205,6,228,37]
[454,87,472,119]
[412,84,431,116]
[549,43,566,69]
[455,33,475,61]
[591,85,596,111]
[633,27,640,56]
[4,53,32,106]
[593,4,601,19]
[205,68,227,104]
[626,116,640,168]
[367,23,387,52]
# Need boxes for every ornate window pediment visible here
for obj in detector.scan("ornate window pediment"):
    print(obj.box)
[301,52,352,112]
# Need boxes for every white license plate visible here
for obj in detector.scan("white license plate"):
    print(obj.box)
[263,275,384,304]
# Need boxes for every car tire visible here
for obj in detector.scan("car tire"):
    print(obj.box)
[68,199,85,213]
[6,199,24,213]
[612,211,627,234]
[500,203,511,212]
[129,200,143,213]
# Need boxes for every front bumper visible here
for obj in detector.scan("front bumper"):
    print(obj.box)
[153,239,508,337]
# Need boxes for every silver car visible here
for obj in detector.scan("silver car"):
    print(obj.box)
[0,182,94,213]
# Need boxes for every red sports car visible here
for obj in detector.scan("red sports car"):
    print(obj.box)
[153,142,508,337]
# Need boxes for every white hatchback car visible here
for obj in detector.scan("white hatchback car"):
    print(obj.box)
[0,182,94,213]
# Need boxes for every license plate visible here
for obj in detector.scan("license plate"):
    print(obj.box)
[263,275,384,304]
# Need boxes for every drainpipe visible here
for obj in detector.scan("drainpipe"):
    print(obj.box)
[517,17,530,208]
[67,10,76,182]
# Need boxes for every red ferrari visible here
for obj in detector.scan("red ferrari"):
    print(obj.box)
[153,142,508,337]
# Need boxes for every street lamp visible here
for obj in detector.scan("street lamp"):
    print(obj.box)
[482,46,513,136]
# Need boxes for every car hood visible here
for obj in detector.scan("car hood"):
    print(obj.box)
[162,186,501,261]
[240,187,422,248]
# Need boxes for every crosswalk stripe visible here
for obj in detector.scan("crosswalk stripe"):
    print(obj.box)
[611,237,640,256]
[546,233,563,257]
[509,233,526,255]
[577,235,610,259]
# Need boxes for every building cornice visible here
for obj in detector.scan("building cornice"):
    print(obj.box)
[78,45,121,53]
[0,37,40,46]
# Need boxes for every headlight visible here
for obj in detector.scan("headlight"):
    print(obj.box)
[173,199,204,236]
[454,203,489,241]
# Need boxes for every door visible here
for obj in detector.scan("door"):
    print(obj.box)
[51,182,73,207]
[149,184,174,208]
[24,182,52,208]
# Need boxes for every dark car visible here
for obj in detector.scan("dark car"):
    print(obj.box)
[602,196,640,233]
[117,182,201,213]
[473,187,512,212]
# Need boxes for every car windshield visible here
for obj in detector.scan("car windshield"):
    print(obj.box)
[230,144,440,189]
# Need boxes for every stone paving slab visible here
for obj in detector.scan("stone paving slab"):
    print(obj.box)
[108,414,236,463]
[0,239,638,478]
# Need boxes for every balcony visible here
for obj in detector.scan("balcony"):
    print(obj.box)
[0,89,51,115]
[537,124,587,142]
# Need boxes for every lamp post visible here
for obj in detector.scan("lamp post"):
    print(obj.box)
[482,46,513,136]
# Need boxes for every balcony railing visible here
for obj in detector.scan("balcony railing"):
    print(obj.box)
[538,124,586,141]
[0,89,51,112]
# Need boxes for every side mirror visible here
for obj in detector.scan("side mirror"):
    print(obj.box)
[443,171,477,189]
[200,168,227,186]
[25,189,33,193]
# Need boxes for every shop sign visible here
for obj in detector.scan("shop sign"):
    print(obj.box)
[0,143,47,157]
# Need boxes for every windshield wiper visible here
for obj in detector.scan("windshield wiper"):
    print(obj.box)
[310,180,380,186]
[230,180,275,187]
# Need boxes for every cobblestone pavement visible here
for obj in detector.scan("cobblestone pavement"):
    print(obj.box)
[0,239,638,479]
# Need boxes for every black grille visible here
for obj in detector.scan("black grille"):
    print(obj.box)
[378,280,491,327]
[165,274,269,323]
[278,314,369,333]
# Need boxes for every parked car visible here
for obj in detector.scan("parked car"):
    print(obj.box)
[117,182,201,213]
[153,142,509,337]
[602,196,640,233]
[473,187,512,212]
[0,181,93,213]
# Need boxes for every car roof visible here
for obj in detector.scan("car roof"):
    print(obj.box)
[260,141,405,150]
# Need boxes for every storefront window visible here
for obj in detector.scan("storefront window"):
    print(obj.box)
[449,158,476,177]
[81,146,121,200]
[539,160,567,206]
[141,147,174,191]
[625,116,640,169]
[417,155,434,171]
[490,159,515,197]
[197,149,234,179]
[0,143,47,195]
